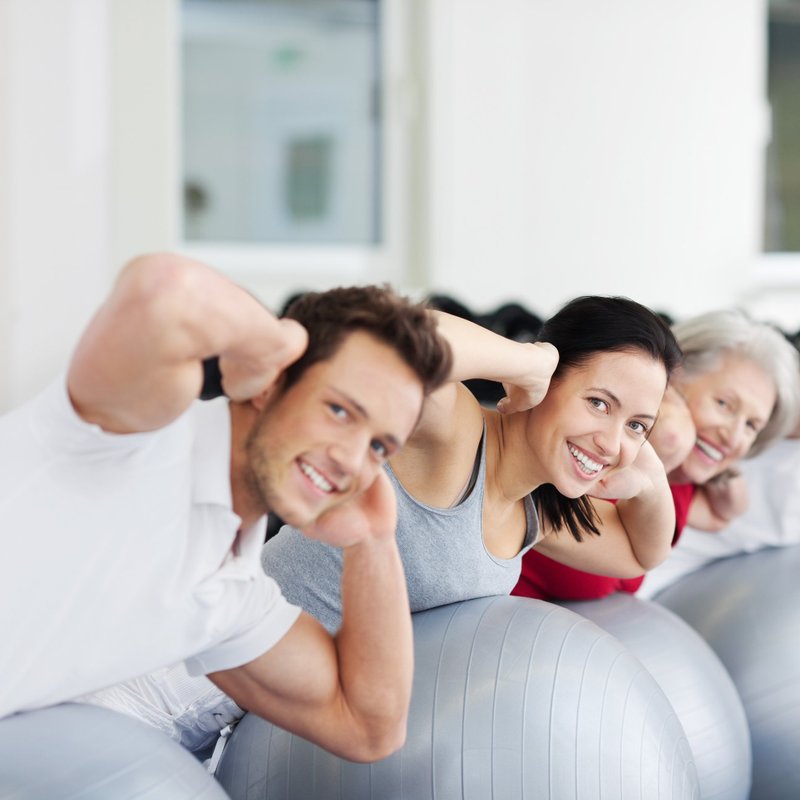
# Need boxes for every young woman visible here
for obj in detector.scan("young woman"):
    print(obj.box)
[80,295,683,756]
[514,308,800,602]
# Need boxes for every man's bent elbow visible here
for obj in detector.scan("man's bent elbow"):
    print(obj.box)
[341,715,408,763]
[116,254,198,314]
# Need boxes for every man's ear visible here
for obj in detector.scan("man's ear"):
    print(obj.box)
[250,372,287,411]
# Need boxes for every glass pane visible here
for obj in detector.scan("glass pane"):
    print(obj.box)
[181,0,381,244]
[765,2,800,251]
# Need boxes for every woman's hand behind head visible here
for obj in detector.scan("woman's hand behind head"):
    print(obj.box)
[496,342,559,415]
[589,440,667,502]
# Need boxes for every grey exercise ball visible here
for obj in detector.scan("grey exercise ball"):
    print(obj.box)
[563,593,751,800]
[655,545,800,800]
[216,596,699,799]
[0,702,229,799]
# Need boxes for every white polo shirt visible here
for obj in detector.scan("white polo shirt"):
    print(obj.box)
[0,377,301,719]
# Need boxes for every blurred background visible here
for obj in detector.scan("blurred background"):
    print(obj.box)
[2,0,800,411]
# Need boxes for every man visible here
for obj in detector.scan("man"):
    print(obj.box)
[0,253,451,762]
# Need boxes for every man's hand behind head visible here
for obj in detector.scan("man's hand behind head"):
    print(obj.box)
[300,469,398,549]
[220,318,308,403]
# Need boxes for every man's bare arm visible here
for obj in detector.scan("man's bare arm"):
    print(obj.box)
[210,473,413,762]
[68,253,307,433]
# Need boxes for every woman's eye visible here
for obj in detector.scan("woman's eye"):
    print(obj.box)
[329,403,348,420]
[589,397,608,412]
[628,420,648,435]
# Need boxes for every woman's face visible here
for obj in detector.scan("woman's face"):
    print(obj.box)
[528,349,667,498]
[670,352,777,485]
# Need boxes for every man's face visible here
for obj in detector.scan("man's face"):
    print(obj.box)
[245,330,424,528]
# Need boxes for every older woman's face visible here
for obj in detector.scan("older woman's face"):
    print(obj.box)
[670,352,776,485]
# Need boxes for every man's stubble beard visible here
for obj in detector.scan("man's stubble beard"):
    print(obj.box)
[243,411,313,529]
[243,414,280,520]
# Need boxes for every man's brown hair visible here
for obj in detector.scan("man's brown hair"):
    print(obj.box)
[281,285,452,396]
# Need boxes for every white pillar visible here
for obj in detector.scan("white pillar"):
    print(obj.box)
[0,0,114,410]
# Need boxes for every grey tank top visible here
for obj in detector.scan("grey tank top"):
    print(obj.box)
[260,428,539,633]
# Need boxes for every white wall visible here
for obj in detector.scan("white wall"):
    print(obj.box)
[0,0,113,410]
[0,0,186,411]
[0,2,12,409]
[108,0,178,270]
[424,0,769,320]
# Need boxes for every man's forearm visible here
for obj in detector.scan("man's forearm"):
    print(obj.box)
[335,537,413,757]
[130,254,304,399]
[68,253,306,433]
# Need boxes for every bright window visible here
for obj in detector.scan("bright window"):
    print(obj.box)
[765,0,800,251]
[181,0,381,246]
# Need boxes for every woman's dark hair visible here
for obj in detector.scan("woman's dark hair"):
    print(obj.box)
[281,285,452,397]
[532,295,683,542]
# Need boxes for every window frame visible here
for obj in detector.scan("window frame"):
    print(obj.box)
[175,0,413,288]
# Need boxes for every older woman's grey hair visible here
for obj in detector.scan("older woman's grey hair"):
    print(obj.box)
[672,308,800,457]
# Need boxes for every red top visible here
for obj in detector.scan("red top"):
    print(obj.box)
[512,483,696,601]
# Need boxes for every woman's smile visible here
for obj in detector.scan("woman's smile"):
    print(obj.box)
[567,442,607,478]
